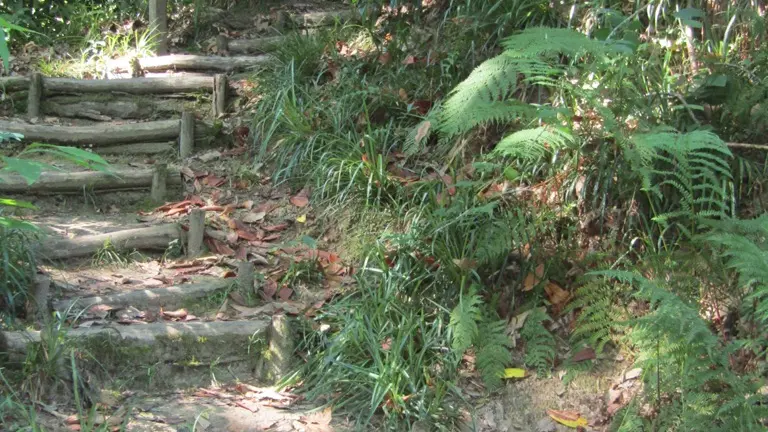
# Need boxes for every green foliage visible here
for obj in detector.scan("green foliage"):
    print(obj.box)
[626,129,734,240]
[520,307,556,377]
[566,280,627,354]
[295,248,463,430]
[437,27,611,139]
[493,126,574,160]
[475,317,512,390]
[448,286,482,352]
[594,270,767,431]
[704,215,768,327]
[448,285,511,389]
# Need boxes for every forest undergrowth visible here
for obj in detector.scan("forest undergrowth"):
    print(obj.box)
[0,0,767,430]
[247,1,768,430]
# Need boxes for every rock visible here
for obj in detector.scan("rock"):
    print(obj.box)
[536,417,557,432]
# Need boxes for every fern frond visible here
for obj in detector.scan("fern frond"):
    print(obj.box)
[500,27,612,59]
[475,318,511,390]
[493,126,575,160]
[626,129,734,237]
[521,307,556,377]
[449,286,483,352]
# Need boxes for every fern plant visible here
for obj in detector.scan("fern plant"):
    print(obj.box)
[436,27,615,152]
[448,285,511,389]
[520,307,556,377]
[593,270,767,432]
[625,129,734,241]
[565,280,627,354]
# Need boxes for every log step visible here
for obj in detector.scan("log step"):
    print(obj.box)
[0,167,182,194]
[110,54,272,74]
[0,320,269,365]
[53,278,233,312]
[0,76,215,95]
[0,119,180,146]
[39,223,182,260]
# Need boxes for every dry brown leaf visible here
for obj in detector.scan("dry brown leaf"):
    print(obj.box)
[544,281,570,308]
[414,120,431,144]
[278,287,293,301]
[571,347,596,362]
[522,263,545,291]
[161,308,188,319]
[242,211,266,223]
[398,88,409,101]
[290,195,309,208]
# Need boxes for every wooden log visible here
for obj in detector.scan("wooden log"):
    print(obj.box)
[44,76,214,95]
[179,112,195,157]
[149,0,169,55]
[293,9,361,27]
[53,278,232,312]
[25,275,51,324]
[96,142,175,155]
[43,95,195,121]
[27,72,43,119]
[237,261,254,294]
[1,320,268,361]
[187,208,205,257]
[0,119,180,146]
[225,36,284,54]
[213,74,227,117]
[112,54,273,73]
[0,76,31,92]
[40,223,181,260]
[0,168,182,194]
[151,163,168,203]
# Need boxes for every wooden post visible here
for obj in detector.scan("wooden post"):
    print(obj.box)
[216,35,229,55]
[149,0,169,55]
[187,208,205,257]
[262,314,294,383]
[179,112,195,158]
[213,74,227,117]
[237,260,255,294]
[25,274,51,324]
[150,163,167,203]
[27,72,43,119]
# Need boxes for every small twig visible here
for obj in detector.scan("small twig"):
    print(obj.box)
[726,142,768,150]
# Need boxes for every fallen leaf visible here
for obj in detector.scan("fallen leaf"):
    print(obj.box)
[502,368,528,379]
[242,211,266,223]
[242,200,254,210]
[402,55,417,65]
[278,287,293,301]
[571,347,596,363]
[261,279,278,300]
[161,308,188,319]
[378,51,392,65]
[381,337,392,351]
[296,214,307,223]
[452,258,477,271]
[544,281,570,308]
[235,246,248,261]
[398,88,408,102]
[262,233,281,242]
[263,223,289,232]
[414,120,431,143]
[204,174,226,187]
[546,409,588,429]
[522,263,545,291]
[290,195,309,208]
[236,229,261,241]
